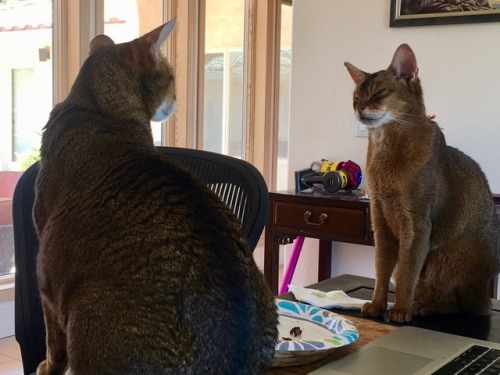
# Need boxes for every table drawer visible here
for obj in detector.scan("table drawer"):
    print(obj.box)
[273,202,367,238]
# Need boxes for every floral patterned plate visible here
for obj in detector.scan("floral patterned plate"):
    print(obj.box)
[272,299,359,367]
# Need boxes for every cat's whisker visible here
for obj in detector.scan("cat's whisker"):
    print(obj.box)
[336,112,370,135]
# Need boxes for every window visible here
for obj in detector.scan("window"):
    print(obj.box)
[0,0,52,171]
[277,2,292,191]
[0,0,53,279]
[173,0,292,192]
[202,0,245,158]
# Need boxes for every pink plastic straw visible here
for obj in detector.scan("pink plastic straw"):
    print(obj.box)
[279,236,305,294]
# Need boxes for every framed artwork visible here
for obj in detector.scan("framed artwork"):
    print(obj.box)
[390,0,500,27]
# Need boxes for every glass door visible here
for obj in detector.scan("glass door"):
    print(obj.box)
[202,0,245,159]
[277,1,292,191]
[0,0,53,278]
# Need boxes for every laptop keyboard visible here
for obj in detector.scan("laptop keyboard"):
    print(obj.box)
[433,345,500,374]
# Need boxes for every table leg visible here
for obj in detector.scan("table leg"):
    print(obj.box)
[264,232,280,295]
[318,239,332,281]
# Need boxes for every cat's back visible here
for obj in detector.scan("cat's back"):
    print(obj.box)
[438,143,496,226]
[37,143,278,374]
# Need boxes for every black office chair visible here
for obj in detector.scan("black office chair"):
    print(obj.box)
[13,146,269,375]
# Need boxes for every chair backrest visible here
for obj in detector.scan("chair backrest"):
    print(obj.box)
[13,147,268,375]
[156,147,268,250]
[13,162,43,375]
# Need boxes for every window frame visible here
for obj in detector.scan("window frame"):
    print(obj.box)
[169,0,283,191]
[54,0,285,187]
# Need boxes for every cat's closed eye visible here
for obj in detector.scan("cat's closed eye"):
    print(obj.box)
[370,89,388,102]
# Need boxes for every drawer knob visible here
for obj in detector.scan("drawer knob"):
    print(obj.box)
[303,211,328,226]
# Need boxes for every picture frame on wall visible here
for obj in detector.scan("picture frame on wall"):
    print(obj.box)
[390,0,500,27]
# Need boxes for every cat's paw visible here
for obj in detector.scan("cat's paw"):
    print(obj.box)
[388,306,413,323]
[36,359,67,375]
[36,360,50,375]
[361,302,385,318]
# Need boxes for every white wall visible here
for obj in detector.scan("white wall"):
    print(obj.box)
[288,0,500,287]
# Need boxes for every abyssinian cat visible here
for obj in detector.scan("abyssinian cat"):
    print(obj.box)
[33,19,278,374]
[345,44,499,323]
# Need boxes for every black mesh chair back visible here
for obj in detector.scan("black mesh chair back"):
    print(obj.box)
[13,147,268,374]
[156,147,268,250]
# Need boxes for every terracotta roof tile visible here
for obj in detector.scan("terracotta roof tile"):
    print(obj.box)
[0,0,125,33]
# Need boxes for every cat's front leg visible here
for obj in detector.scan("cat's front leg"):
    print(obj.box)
[37,300,68,375]
[390,224,431,323]
[362,226,399,318]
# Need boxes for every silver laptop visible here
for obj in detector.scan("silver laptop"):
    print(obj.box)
[310,325,500,375]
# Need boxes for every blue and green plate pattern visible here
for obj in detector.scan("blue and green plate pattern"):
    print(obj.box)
[275,299,359,352]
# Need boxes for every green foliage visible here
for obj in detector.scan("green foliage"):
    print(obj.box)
[16,147,41,171]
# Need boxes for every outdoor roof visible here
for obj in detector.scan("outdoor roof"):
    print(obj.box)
[0,0,52,32]
[0,0,125,33]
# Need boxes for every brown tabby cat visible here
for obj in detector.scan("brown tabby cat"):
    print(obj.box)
[33,19,278,374]
[345,44,499,323]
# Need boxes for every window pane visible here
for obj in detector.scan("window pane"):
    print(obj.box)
[276,3,292,191]
[0,0,53,277]
[203,0,245,158]
[204,52,224,152]
[103,0,165,145]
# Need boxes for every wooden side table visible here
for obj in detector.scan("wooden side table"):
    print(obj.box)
[264,190,373,294]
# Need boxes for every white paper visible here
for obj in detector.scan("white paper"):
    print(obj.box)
[289,285,394,310]
[289,285,368,310]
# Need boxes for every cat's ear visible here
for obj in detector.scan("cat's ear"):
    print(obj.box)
[89,35,115,55]
[389,44,418,81]
[344,62,367,85]
[142,18,176,57]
